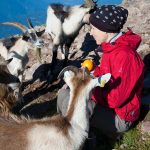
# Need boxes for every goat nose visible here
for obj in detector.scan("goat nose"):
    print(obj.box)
[39,40,44,44]
[39,40,44,46]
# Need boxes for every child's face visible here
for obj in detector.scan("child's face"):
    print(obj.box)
[90,24,108,45]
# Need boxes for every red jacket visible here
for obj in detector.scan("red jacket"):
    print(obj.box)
[92,29,144,122]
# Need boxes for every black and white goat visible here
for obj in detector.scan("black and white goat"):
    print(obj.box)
[0,66,110,150]
[0,19,44,82]
[45,0,96,74]
[0,55,20,116]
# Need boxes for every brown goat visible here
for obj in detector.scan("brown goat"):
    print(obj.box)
[0,84,16,116]
[0,55,20,116]
[0,66,111,150]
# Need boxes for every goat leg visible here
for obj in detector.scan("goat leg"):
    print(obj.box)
[51,45,58,70]
[47,45,58,82]
[62,43,71,67]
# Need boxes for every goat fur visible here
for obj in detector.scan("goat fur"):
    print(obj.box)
[45,0,96,73]
[0,21,44,82]
[0,55,20,116]
[0,66,110,150]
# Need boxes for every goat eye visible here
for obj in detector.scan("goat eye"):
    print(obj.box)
[8,86,13,92]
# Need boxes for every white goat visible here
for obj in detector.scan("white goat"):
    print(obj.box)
[0,19,44,82]
[0,66,110,150]
[0,55,20,116]
[45,0,96,74]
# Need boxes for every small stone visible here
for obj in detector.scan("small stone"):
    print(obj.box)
[120,143,128,149]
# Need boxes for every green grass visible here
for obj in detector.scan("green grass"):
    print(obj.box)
[90,112,150,150]
[94,122,150,150]
[114,125,150,150]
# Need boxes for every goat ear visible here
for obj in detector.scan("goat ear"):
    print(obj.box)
[22,33,30,41]
[36,29,45,37]
[6,58,13,64]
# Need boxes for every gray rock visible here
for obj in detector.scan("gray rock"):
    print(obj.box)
[141,121,150,135]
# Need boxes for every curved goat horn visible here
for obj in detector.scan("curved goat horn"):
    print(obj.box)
[26,18,38,37]
[57,66,79,79]
[0,22,27,33]
[27,18,34,29]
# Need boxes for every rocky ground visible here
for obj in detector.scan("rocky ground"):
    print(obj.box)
[1,0,150,136]
[122,0,150,135]
[122,0,150,58]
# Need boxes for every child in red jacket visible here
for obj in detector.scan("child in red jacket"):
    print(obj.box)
[89,5,144,136]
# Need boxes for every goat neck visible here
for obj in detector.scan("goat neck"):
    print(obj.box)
[64,70,97,132]
[10,38,28,56]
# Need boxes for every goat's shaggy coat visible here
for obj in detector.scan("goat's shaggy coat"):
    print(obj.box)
[0,55,20,116]
[0,84,16,116]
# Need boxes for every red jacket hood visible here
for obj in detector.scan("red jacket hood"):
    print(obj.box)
[101,29,141,53]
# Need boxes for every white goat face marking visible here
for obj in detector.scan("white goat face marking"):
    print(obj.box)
[8,83,20,91]
[34,39,44,48]
[64,71,74,79]
[27,29,44,49]
[29,36,44,49]
[64,71,75,85]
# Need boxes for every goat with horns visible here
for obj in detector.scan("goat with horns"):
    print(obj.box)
[0,19,44,82]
